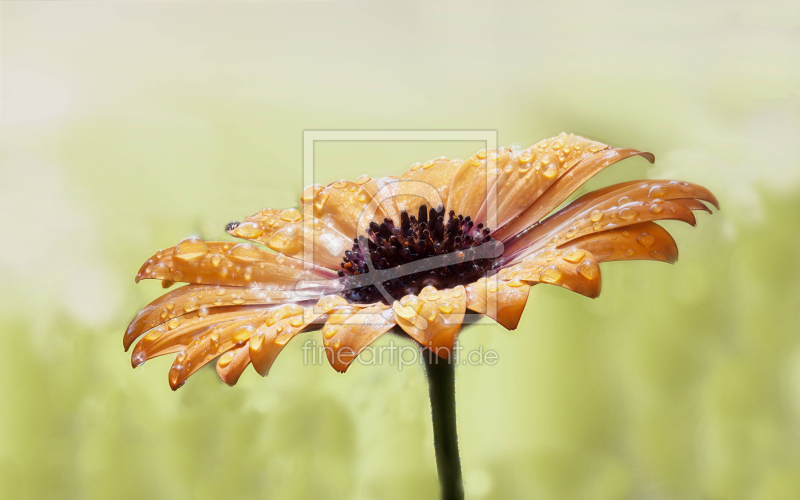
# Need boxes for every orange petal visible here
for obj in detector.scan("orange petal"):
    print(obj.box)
[502,180,717,262]
[311,179,388,239]
[501,249,602,298]
[323,303,395,373]
[446,149,511,220]
[135,306,270,388]
[131,305,264,366]
[358,175,403,223]
[395,158,464,216]
[135,240,337,286]
[464,278,531,330]
[392,285,467,358]
[492,145,655,240]
[216,344,251,387]
[233,205,352,271]
[124,284,323,351]
[249,296,349,376]
[558,222,679,264]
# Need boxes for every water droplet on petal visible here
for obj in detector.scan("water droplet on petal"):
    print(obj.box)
[184,298,198,313]
[637,233,655,247]
[232,325,255,343]
[152,262,171,280]
[218,351,235,367]
[437,303,455,314]
[578,262,598,280]
[541,266,562,283]
[333,179,348,189]
[590,210,603,222]
[563,249,585,263]
[543,164,558,178]
[173,237,209,261]
[650,204,663,214]
[280,208,302,222]
[618,207,637,220]
[356,175,371,185]
[168,318,180,330]
[648,185,666,198]
[228,243,262,262]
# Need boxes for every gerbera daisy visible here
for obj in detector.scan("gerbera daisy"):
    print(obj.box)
[124,133,717,498]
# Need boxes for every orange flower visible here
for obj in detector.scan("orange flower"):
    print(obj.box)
[124,133,718,390]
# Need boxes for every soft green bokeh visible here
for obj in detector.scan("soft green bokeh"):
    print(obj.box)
[2,2,799,499]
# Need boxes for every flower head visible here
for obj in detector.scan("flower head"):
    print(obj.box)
[125,133,718,389]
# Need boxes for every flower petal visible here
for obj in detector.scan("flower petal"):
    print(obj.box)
[322,303,395,373]
[311,179,389,239]
[135,240,337,286]
[231,205,352,271]
[392,285,467,357]
[502,180,717,263]
[499,249,602,298]
[395,158,464,216]
[135,306,270,389]
[558,221,679,264]
[249,295,348,376]
[491,146,655,241]
[358,175,403,223]
[446,149,511,220]
[464,278,531,330]
[216,344,251,387]
[124,284,324,351]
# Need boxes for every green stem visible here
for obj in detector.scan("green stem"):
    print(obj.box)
[422,348,464,500]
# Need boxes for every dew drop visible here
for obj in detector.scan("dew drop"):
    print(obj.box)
[232,325,255,343]
[563,249,585,263]
[505,279,524,288]
[476,149,488,159]
[356,175,371,185]
[543,164,558,178]
[618,207,637,220]
[333,179,348,189]
[210,254,223,267]
[218,351,235,368]
[168,318,180,330]
[437,303,455,314]
[323,325,338,339]
[184,298,198,313]
[152,263,171,280]
[637,233,655,247]
[578,262,597,280]
[173,237,209,261]
[280,208,302,223]
[541,266,562,283]
[648,185,666,198]
[590,210,604,222]
[593,222,603,231]
[314,192,330,210]
[198,305,210,318]
[228,243,262,262]
[650,204,663,214]
[625,248,635,257]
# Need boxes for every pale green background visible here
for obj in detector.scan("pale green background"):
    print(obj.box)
[2,2,800,499]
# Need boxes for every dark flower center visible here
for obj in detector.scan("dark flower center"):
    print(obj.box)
[338,205,501,304]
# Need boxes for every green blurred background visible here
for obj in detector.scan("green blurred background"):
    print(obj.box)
[1,2,799,499]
